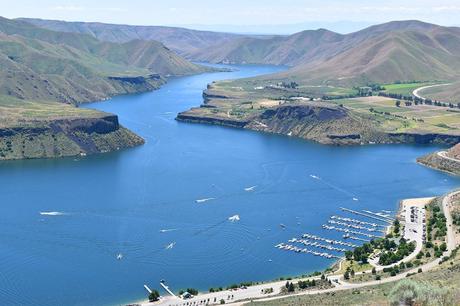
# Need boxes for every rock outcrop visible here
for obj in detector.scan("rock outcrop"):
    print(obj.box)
[0,115,143,160]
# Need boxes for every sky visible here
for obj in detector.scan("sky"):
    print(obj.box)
[2,0,460,34]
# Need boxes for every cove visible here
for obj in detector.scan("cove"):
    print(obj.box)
[0,64,459,306]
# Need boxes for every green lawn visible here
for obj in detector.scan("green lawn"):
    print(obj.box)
[382,82,436,96]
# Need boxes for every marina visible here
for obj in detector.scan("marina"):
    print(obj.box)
[301,233,357,248]
[327,220,379,232]
[288,238,349,252]
[274,205,391,261]
[275,243,343,259]
[340,207,393,223]
[343,234,371,242]
[330,215,386,228]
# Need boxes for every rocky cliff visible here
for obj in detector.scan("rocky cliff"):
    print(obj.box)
[417,144,460,175]
[0,114,143,160]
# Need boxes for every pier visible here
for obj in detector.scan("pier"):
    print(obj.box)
[160,281,177,298]
[343,234,370,242]
[340,207,393,224]
[327,220,380,232]
[331,215,386,228]
[301,233,357,248]
[288,238,348,252]
[362,210,393,222]
[275,243,342,259]
[322,225,382,238]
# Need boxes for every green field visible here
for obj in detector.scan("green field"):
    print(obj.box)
[332,96,460,134]
[0,95,103,128]
[382,82,436,95]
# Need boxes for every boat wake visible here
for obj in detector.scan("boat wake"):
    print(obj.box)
[39,211,67,216]
[228,215,240,222]
[159,229,179,233]
[244,186,257,192]
[165,242,176,250]
[195,198,215,204]
[309,174,359,201]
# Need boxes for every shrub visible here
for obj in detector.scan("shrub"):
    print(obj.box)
[389,279,453,306]
[148,290,160,302]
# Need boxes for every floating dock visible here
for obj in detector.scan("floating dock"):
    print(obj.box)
[322,225,381,238]
[340,207,392,224]
[275,243,342,259]
[331,215,386,228]
[328,220,380,232]
[289,238,348,252]
[301,233,357,248]
[343,234,370,242]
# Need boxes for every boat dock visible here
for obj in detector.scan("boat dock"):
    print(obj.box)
[331,215,386,228]
[160,281,177,298]
[301,233,357,248]
[343,234,370,242]
[327,220,380,232]
[362,210,393,222]
[288,238,348,252]
[340,207,393,224]
[275,243,342,259]
[322,225,381,238]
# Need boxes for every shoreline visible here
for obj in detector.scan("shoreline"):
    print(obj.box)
[131,193,451,306]
[177,110,460,147]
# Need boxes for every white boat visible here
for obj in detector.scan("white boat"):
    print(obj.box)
[228,215,240,222]
[165,242,176,249]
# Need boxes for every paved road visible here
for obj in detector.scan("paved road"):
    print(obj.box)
[368,198,430,271]
[412,83,451,100]
[142,192,459,306]
[438,151,460,164]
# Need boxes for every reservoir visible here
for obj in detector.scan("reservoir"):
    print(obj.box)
[0,64,459,306]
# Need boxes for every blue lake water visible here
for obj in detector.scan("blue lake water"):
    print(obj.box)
[0,64,459,306]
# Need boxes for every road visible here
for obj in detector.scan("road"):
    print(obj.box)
[412,83,451,100]
[368,198,431,271]
[141,192,459,306]
[437,151,460,164]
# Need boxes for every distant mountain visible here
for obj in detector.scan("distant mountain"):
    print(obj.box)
[279,21,460,85]
[19,18,243,58]
[189,20,460,85]
[189,29,343,66]
[0,17,209,104]
[189,20,448,64]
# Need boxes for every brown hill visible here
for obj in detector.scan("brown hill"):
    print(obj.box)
[448,143,460,159]
[19,18,242,58]
[282,26,460,85]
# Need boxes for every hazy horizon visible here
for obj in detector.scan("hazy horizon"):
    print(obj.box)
[4,0,460,35]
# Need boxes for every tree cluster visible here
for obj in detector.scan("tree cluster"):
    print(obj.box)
[378,238,416,266]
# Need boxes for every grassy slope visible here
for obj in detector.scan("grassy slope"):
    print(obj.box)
[201,77,460,134]
[0,17,210,159]
[420,82,460,103]
[0,17,207,76]
[383,82,437,95]
[0,17,210,104]
[0,95,144,160]
[19,18,243,58]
